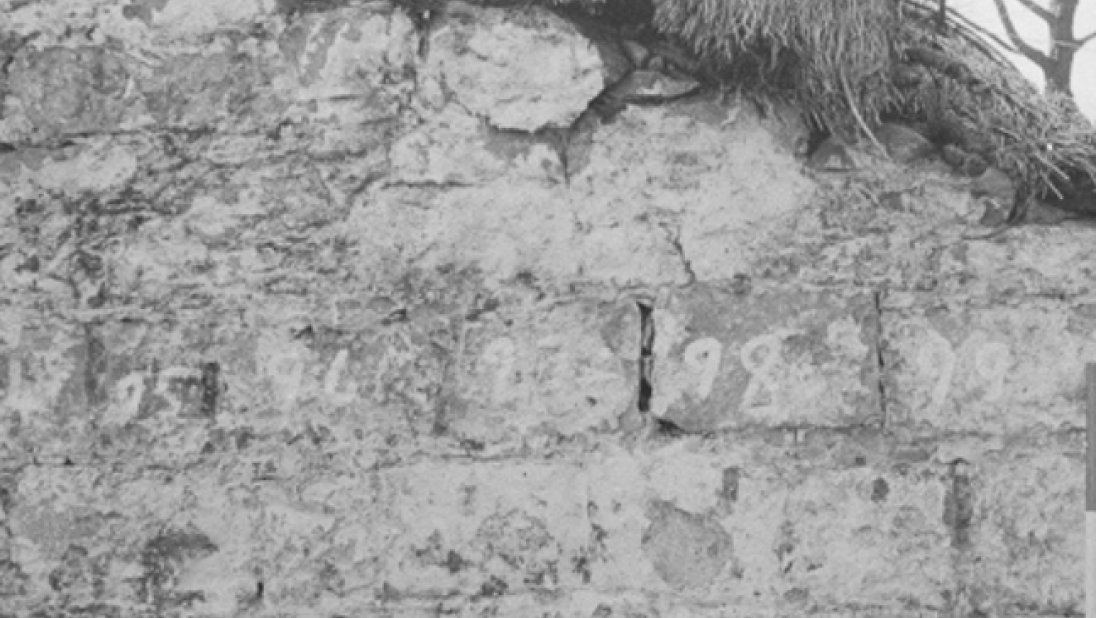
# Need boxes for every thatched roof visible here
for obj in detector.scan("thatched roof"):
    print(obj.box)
[535,0,1095,213]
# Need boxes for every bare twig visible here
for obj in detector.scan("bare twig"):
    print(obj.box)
[989,0,1050,66]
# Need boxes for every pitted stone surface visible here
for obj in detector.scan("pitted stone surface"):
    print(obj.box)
[421,6,603,131]
[0,0,1088,616]
[642,501,734,590]
[650,285,881,432]
[883,295,1095,432]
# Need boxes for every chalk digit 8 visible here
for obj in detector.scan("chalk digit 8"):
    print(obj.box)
[740,333,782,409]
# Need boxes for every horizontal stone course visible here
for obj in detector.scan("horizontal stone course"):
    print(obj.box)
[1,436,1080,614]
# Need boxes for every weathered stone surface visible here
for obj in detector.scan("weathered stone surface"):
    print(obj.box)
[642,500,733,589]
[582,440,955,607]
[376,460,592,595]
[2,428,1078,615]
[277,7,418,122]
[968,455,1083,615]
[933,225,1096,298]
[650,285,880,432]
[1,4,415,148]
[570,102,816,283]
[136,46,282,130]
[420,6,603,131]
[780,174,991,289]
[0,0,1087,616]
[449,296,637,446]
[883,295,1094,432]
[120,0,272,35]
[6,46,132,136]
[5,465,259,615]
[347,183,691,285]
[388,105,562,185]
[0,278,637,466]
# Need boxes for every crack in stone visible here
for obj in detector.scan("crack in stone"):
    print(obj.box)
[636,299,654,415]
[873,289,889,427]
[657,220,696,286]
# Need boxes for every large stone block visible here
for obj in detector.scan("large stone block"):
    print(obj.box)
[419,6,603,131]
[347,183,692,286]
[882,295,1094,432]
[5,46,132,136]
[965,454,1083,615]
[4,465,261,615]
[651,285,881,432]
[935,226,1096,299]
[568,103,816,283]
[448,296,638,448]
[584,437,950,609]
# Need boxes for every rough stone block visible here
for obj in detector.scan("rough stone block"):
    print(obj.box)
[420,6,603,131]
[569,103,816,283]
[777,176,990,290]
[121,0,271,35]
[5,465,261,615]
[348,184,691,285]
[935,226,1096,298]
[388,105,563,185]
[770,467,951,610]
[375,460,591,596]
[2,314,232,465]
[7,437,1071,616]
[5,46,132,135]
[584,441,950,609]
[883,295,1093,432]
[0,265,643,465]
[448,296,638,448]
[651,285,881,432]
[277,6,418,131]
[965,454,1083,615]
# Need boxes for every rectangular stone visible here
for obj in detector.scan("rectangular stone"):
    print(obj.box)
[882,295,1094,431]
[9,439,1077,615]
[372,460,591,595]
[447,295,639,448]
[5,464,268,616]
[2,312,242,465]
[965,453,1083,615]
[584,442,950,609]
[651,285,881,432]
[934,226,1096,299]
[2,459,592,615]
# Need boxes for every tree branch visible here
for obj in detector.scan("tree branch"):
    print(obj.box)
[945,5,1021,57]
[1078,29,1096,47]
[1011,0,1053,21]
[989,0,1051,67]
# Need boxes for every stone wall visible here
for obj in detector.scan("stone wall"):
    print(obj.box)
[0,1,1088,617]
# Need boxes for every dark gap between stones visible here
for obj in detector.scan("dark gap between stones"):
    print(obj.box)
[636,300,654,414]
[873,290,889,426]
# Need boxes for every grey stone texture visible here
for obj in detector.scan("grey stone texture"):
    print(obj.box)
[0,1,1087,617]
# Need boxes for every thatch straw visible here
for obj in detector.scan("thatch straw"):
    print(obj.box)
[525,0,1096,207]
